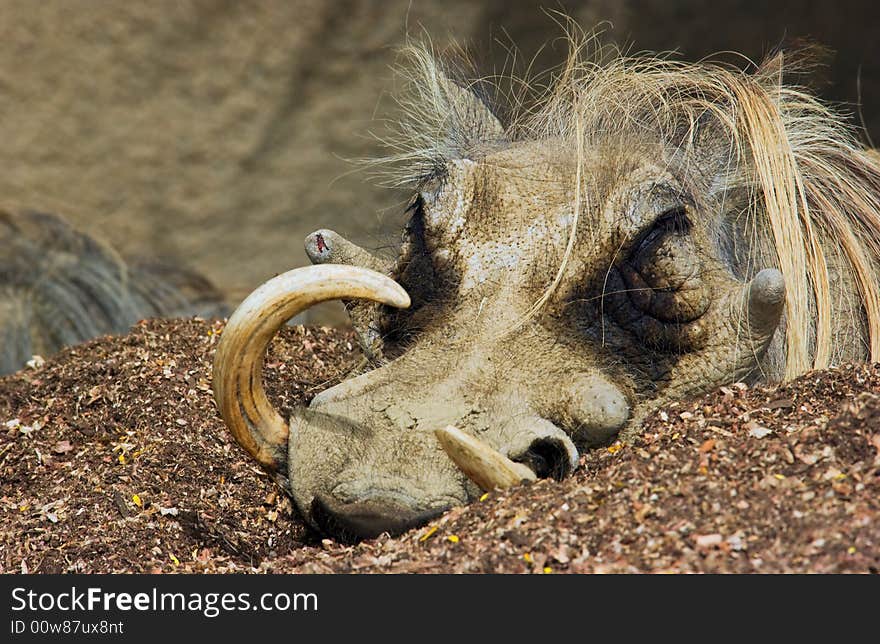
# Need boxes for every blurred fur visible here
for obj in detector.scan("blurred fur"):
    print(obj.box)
[0,209,226,375]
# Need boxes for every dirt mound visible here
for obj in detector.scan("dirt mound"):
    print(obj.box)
[1,318,878,573]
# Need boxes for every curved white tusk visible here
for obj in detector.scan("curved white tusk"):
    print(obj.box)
[434,425,537,491]
[213,264,410,472]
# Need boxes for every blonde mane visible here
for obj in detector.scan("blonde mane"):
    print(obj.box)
[375,31,880,380]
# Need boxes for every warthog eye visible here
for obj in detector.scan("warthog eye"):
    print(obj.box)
[641,205,691,243]
[619,203,710,326]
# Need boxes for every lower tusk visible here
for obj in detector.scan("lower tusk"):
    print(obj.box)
[434,425,537,491]
[742,268,786,338]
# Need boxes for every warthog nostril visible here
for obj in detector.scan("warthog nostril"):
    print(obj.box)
[515,438,573,481]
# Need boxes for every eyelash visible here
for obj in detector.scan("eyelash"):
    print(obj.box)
[632,205,691,256]
[405,194,424,216]
[654,206,691,233]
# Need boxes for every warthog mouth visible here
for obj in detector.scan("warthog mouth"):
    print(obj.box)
[309,432,575,543]
[309,495,450,545]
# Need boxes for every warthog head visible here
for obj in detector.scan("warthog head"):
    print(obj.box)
[213,42,880,542]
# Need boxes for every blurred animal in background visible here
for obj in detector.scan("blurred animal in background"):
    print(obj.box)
[212,33,880,541]
[0,209,226,375]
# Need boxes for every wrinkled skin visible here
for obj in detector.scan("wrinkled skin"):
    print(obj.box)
[214,80,787,543]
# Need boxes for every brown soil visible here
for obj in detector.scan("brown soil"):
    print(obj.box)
[1,318,878,573]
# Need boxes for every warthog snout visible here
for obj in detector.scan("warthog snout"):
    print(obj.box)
[213,264,618,541]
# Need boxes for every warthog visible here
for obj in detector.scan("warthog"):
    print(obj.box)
[213,39,880,542]
[0,209,226,375]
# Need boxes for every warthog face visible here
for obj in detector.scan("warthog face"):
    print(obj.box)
[213,44,880,542]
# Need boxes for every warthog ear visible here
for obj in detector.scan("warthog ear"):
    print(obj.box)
[434,71,506,159]
[382,46,508,183]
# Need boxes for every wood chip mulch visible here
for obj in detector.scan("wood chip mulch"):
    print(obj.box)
[1,318,878,573]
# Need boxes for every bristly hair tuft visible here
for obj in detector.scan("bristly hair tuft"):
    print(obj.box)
[371,23,880,379]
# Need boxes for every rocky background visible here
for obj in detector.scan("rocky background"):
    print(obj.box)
[2,0,878,323]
